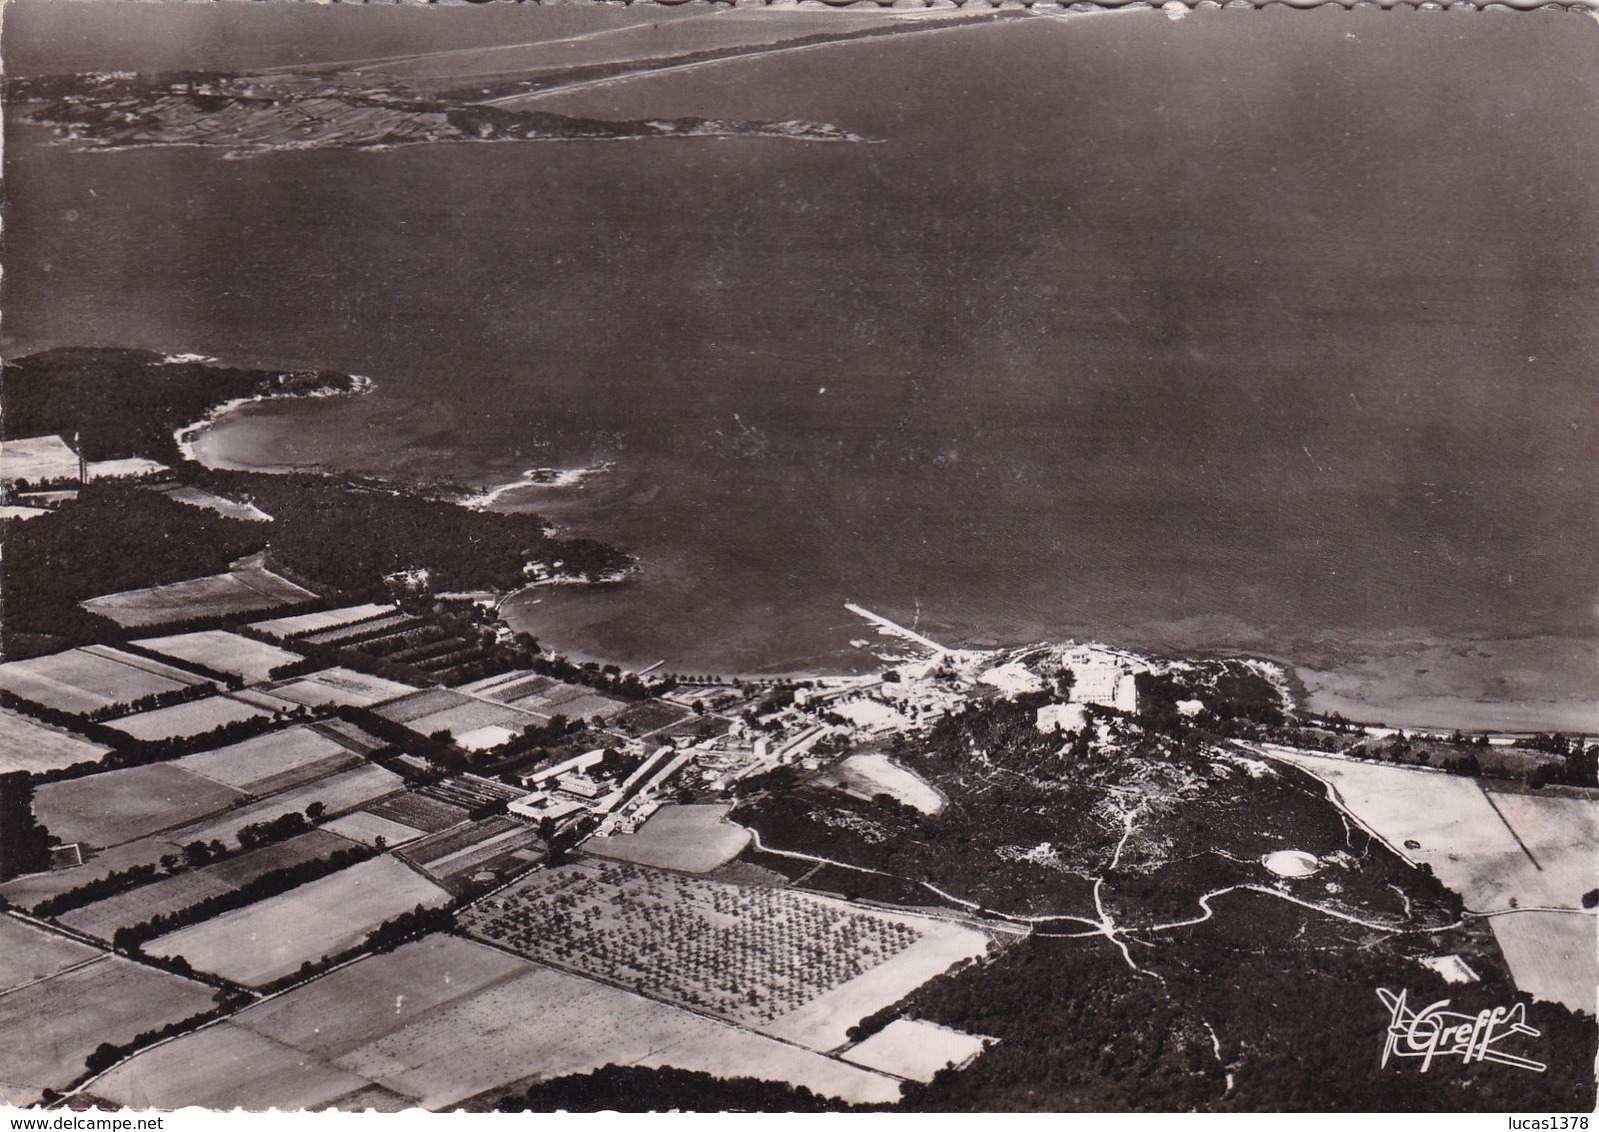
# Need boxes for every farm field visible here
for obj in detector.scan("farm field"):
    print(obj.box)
[613,699,691,735]
[250,603,396,640]
[842,1018,988,1082]
[365,791,469,834]
[0,955,215,1106]
[759,918,993,1051]
[0,915,102,993]
[105,694,270,742]
[267,667,419,709]
[174,724,358,793]
[58,830,356,942]
[1490,912,1599,1014]
[396,817,542,892]
[173,763,404,850]
[0,433,79,483]
[132,630,302,683]
[34,762,245,847]
[323,809,426,848]
[143,855,451,986]
[119,934,901,1109]
[459,860,987,1045]
[237,934,533,1056]
[90,1022,374,1111]
[1254,746,1527,906]
[1480,789,1599,908]
[0,645,213,715]
[335,960,901,1109]
[81,562,316,629]
[817,753,944,814]
[587,803,751,873]
[374,690,535,741]
[0,708,110,774]
[0,838,185,911]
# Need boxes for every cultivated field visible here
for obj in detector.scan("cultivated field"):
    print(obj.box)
[338,961,902,1108]
[267,667,419,709]
[34,762,245,847]
[174,724,358,793]
[0,839,184,912]
[0,915,102,993]
[0,955,215,1106]
[366,792,469,834]
[91,1022,375,1111]
[323,810,426,848]
[250,604,396,640]
[1255,747,1527,906]
[396,818,542,892]
[0,708,110,774]
[143,855,451,986]
[374,690,534,741]
[0,645,213,715]
[173,763,404,850]
[58,830,356,942]
[1,433,79,484]
[587,803,751,873]
[460,860,989,1047]
[81,563,315,629]
[1490,912,1599,1015]
[112,933,902,1109]
[843,1018,988,1082]
[132,630,302,683]
[237,934,531,1056]
[818,753,944,814]
[1480,789,1599,908]
[760,918,993,1051]
[105,694,270,742]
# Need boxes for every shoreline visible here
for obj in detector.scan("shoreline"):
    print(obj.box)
[172,372,374,464]
[181,378,1593,740]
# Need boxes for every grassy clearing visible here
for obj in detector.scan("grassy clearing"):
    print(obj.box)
[0,709,110,774]
[587,804,752,873]
[132,630,302,683]
[0,955,215,1106]
[817,753,944,814]
[144,855,450,986]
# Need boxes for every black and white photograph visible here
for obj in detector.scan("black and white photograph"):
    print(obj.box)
[0,0,1595,1114]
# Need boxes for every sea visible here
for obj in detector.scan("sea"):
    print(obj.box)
[5,2,1596,732]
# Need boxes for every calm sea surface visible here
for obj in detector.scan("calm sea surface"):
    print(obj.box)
[7,7,1596,730]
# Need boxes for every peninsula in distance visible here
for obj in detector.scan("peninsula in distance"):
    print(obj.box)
[1,0,1595,1115]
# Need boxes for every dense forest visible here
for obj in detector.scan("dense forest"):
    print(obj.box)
[492,1065,882,1113]
[1,347,361,464]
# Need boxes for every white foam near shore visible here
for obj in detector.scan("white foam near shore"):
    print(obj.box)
[460,462,614,510]
[173,375,374,464]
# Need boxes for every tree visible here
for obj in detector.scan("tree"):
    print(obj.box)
[306,801,327,822]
